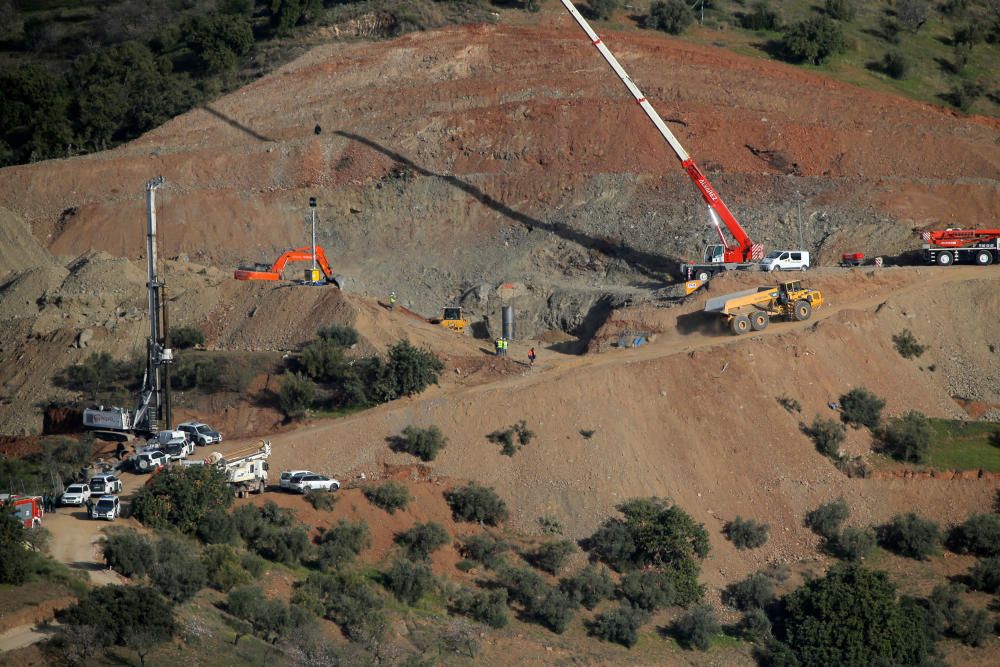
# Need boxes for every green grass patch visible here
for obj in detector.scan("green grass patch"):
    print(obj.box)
[926,419,1000,471]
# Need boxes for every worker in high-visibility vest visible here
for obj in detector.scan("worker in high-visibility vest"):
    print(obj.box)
[388,291,397,311]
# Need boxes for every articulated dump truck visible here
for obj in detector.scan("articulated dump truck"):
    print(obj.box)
[705,280,824,335]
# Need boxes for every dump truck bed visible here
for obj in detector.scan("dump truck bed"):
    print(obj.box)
[704,287,774,314]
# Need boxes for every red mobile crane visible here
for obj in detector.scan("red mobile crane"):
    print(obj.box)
[920,229,1000,266]
[557,0,764,283]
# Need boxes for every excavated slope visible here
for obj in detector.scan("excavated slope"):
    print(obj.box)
[0,20,996,322]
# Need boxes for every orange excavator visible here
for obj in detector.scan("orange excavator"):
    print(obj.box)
[234,246,345,288]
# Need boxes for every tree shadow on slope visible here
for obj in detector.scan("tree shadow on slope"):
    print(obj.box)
[333,131,682,282]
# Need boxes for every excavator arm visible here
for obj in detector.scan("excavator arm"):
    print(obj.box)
[234,246,344,287]
[557,0,762,263]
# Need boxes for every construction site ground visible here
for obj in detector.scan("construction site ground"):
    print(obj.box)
[0,9,998,666]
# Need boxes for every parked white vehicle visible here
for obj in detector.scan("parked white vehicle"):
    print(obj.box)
[289,474,340,493]
[145,430,194,461]
[61,483,92,506]
[761,250,810,272]
[91,495,120,521]
[280,470,314,490]
[89,473,122,495]
[177,422,222,446]
[134,450,169,473]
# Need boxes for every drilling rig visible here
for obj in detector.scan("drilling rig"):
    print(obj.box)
[82,176,173,438]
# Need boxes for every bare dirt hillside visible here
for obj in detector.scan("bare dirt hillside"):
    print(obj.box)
[258,266,998,592]
[0,14,997,335]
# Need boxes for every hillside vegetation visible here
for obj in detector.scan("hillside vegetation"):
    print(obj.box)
[2,0,997,168]
[653,0,1000,115]
[0,0,506,166]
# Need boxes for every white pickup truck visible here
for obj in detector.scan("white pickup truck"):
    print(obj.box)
[143,430,195,461]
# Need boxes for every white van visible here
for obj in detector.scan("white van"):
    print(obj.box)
[761,250,810,272]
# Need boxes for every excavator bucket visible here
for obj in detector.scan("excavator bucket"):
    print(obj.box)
[329,274,346,290]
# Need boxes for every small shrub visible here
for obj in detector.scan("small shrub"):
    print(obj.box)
[384,558,434,605]
[896,0,930,33]
[496,566,547,608]
[305,489,337,511]
[809,416,845,458]
[315,519,370,569]
[532,588,575,633]
[151,534,207,604]
[967,556,1000,593]
[780,16,846,65]
[240,552,266,578]
[460,533,510,569]
[723,517,770,550]
[394,522,449,561]
[202,544,251,592]
[583,0,618,21]
[450,588,509,628]
[840,387,885,429]
[196,509,239,545]
[741,1,782,31]
[171,325,205,349]
[619,569,676,611]
[739,607,772,642]
[559,565,615,610]
[831,526,877,562]
[881,411,931,463]
[805,498,850,539]
[486,420,535,457]
[588,604,648,647]
[672,604,719,651]
[537,515,564,535]
[444,483,509,525]
[880,50,909,79]
[824,0,856,22]
[529,540,576,575]
[948,513,1000,556]
[456,559,475,572]
[878,512,941,560]
[777,395,801,413]
[954,608,991,646]
[392,425,447,462]
[279,372,316,419]
[363,481,411,514]
[648,0,694,35]
[102,530,155,578]
[892,329,926,358]
[316,324,358,348]
[723,571,776,611]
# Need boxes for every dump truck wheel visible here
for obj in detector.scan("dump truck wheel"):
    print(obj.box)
[975,251,993,266]
[750,311,769,331]
[793,300,812,321]
[730,315,751,335]
[936,252,953,266]
[696,270,710,282]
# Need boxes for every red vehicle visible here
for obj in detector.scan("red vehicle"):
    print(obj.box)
[920,229,1000,266]
[1,494,43,529]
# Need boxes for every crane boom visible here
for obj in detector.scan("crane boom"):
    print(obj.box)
[557,0,762,264]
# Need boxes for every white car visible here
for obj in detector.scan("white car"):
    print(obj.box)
[89,474,123,495]
[91,495,120,521]
[289,474,341,493]
[761,250,810,272]
[61,483,91,506]
[133,450,169,473]
[280,470,314,491]
[177,422,222,446]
